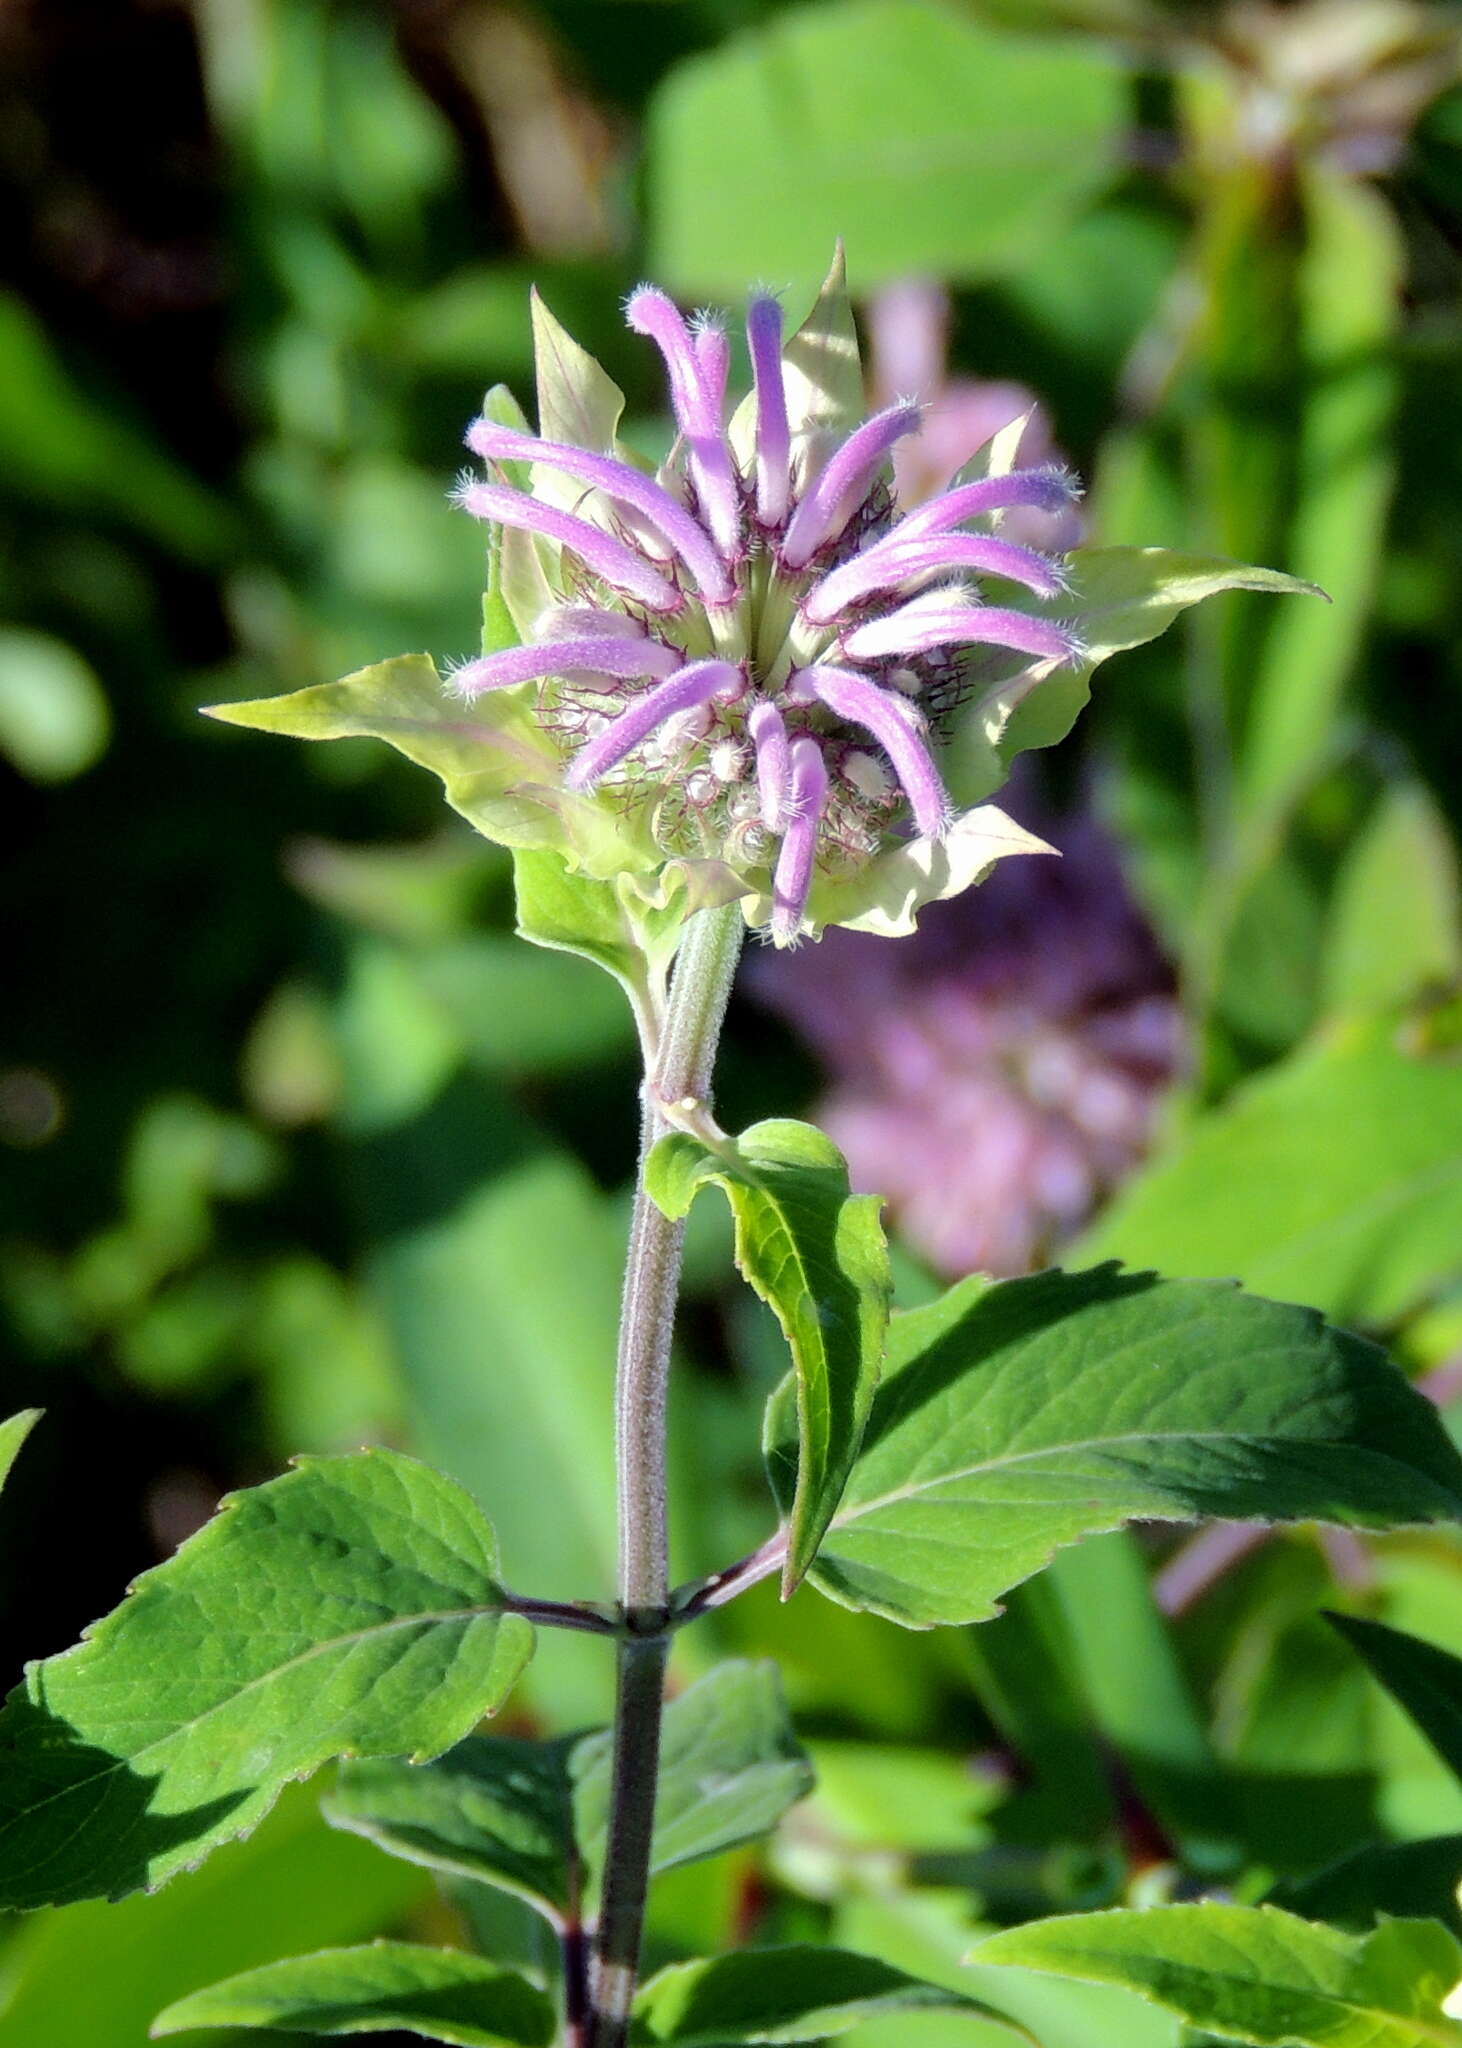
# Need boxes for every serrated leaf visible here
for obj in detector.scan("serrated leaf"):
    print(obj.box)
[0,1406,41,1492]
[1078,1023,1462,1327]
[632,1945,1027,2046]
[0,1448,534,1907]
[572,1661,813,1889]
[951,547,1325,805]
[1328,1615,1462,1784]
[326,1736,578,1920]
[767,1266,1462,1628]
[971,1904,1462,2048]
[151,1942,555,2044]
[647,1121,890,1593]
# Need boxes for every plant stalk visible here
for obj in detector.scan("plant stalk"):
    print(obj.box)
[588,901,744,2048]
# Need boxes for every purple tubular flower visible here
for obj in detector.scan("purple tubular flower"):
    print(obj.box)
[803,530,1066,623]
[780,404,922,569]
[798,664,948,839]
[566,659,738,790]
[890,465,1080,546]
[746,296,791,526]
[467,419,734,604]
[694,320,731,416]
[843,595,1080,665]
[771,737,830,943]
[451,635,682,697]
[458,480,682,614]
[625,288,741,560]
[748,698,791,830]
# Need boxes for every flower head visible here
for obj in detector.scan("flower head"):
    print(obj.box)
[453,253,1083,944]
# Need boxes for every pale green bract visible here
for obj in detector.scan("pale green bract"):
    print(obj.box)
[766,1265,1462,1628]
[970,1903,1462,2048]
[647,1120,890,1593]
[203,252,1318,971]
[150,1941,556,2044]
[0,1448,534,1907]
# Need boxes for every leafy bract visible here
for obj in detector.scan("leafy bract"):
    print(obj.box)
[740,804,1055,944]
[0,1406,41,1492]
[573,1661,813,1888]
[648,1121,890,1593]
[949,548,1325,806]
[151,1942,555,2044]
[971,1904,1462,2048]
[0,1449,533,1907]
[766,1266,1462,1628]
[632,1945,1027,2046]
[326,1736,578,1921]
[204,655,657,883]
[1078,1023,1462,1326]
[1327,1615,1462,1783]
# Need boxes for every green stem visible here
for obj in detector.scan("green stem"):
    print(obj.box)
[588,902,743,2048]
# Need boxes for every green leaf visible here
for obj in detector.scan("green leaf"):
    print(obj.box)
[632,1945,1026,2046]
[949,547,1323,805]
[647,0,1124,295]
[647,1120,891,1593]
[766,1266,1462,1628]
[0,629,110,783]
[1078,1023,1462,1326]
[970,1904,1462,2048]
[326,1735,578,1920]
[151,1942,556,2044]
[0,1405,41,1492]
[572,1660,813,1888]
[1274,1836,1462,1938]
[1327,1615,1462,1784]
[1320,785,1462,1019]
[0,1449,534,1907]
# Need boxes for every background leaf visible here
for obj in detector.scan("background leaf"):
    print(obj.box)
[0,1449,533,1907]
[648,1121,890,1593]
[767,1267,1462,1627]
[1327,1615,1462,1784]
[972,1903,1462,2048]
[1078,1025,1462,1326]
[632,1944,1026,2046]
[647,0,1124,295]
[326,1735,578,1921]
[152,1942,556,2045]
[573,1660,813,1890]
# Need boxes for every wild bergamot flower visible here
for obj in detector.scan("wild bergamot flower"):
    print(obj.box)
[451,275,1082,944]
[205,249,1315,951]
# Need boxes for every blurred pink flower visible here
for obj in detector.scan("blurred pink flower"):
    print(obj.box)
[866,278,1083,553]
[749,797,1185,1279]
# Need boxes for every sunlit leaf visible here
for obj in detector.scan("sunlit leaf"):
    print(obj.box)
[768,1267,1462,1628]
[152,1942,555,2044]
[0,1450,533,1907]
[971,1904,1462,2048]
[648,1121,890,1592]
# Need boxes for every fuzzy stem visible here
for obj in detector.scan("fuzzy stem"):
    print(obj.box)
[588,901,744,2048]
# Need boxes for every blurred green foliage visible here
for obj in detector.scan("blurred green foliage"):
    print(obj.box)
[2,0,1461,2042]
